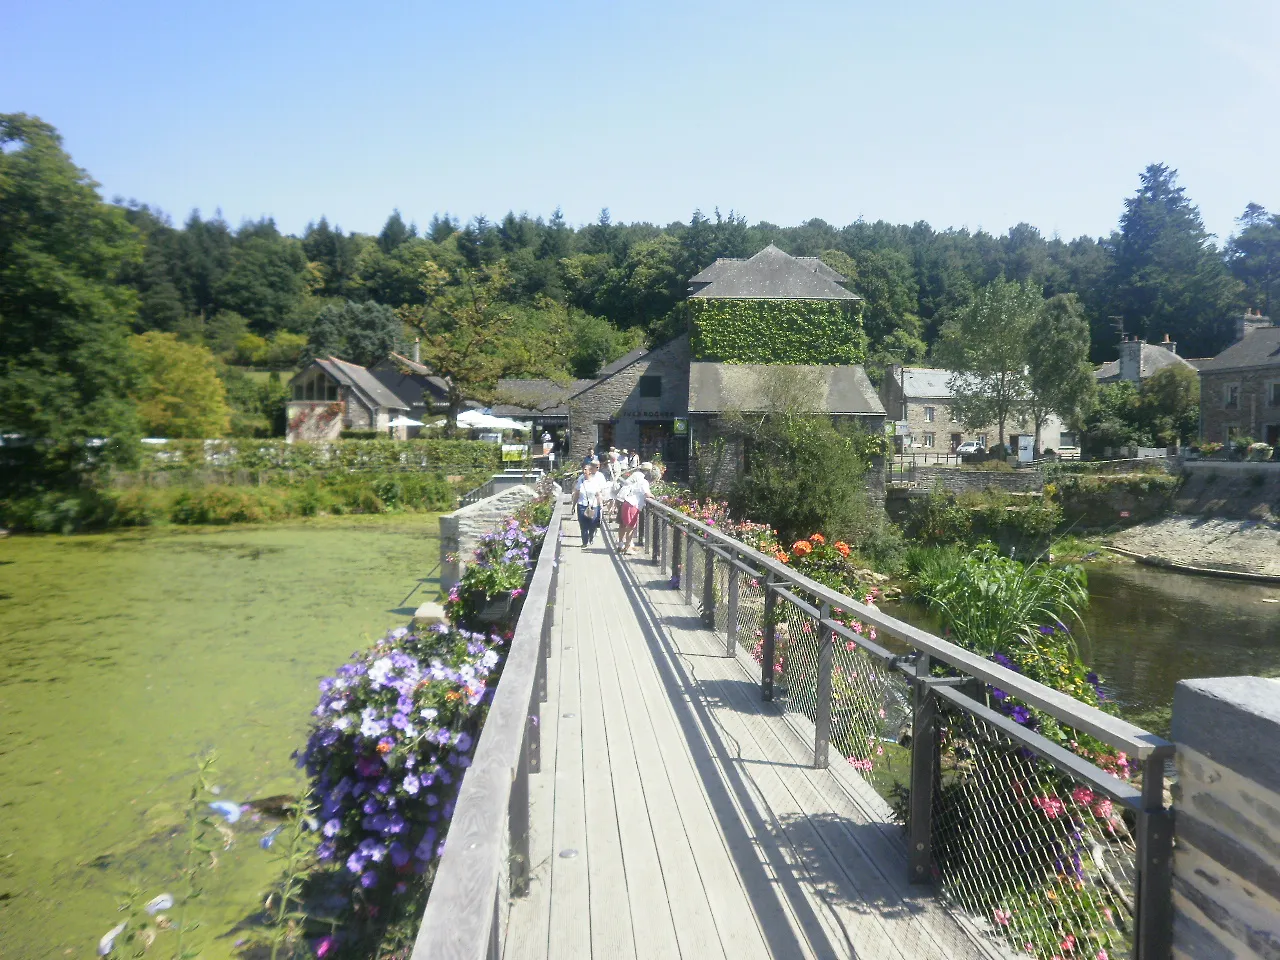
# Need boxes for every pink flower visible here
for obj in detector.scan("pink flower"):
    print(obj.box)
[852,622,863,635]
[1061,934,1076,953]
[1097,952,1109,960]
[1071,786,1095,806]
[1032,794,1066,819]
[993,908,1012,926]
[315,936,336,957]
[845,641,858,652]
[1091,798,1114,820]
[868,627,877,641]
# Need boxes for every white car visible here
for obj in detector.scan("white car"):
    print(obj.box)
[955,440,984,455]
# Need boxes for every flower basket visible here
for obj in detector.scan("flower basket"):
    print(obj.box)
[477,592,518,624]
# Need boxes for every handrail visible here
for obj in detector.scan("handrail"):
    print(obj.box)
[646,498,1171,761]
[411,497,564,960]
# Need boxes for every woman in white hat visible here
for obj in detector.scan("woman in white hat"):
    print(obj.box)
[616,463,654,555]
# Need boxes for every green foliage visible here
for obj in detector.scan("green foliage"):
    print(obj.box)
[130,437,501,472]
[1227,203,1280,315]
[934,278,1041,448]
[0,112,143,488]
[904,483,1062,545]
[306,299,403,367]
[129,331,231,437]
[1139,364,1200,445]
[1026,293,1094,444]
[689,299,868,364]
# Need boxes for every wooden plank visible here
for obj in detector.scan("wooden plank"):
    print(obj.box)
[503,544,566,960]
[414,501,565,960]
[545,545,592,960]
[575,569,638,960]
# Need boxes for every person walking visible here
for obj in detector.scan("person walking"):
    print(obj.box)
[572,458,606,547]
[617,463,653,555]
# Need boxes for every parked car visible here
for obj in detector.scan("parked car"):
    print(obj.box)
[955,440,984,455]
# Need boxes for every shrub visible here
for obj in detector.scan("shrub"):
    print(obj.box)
[340,430,380,440]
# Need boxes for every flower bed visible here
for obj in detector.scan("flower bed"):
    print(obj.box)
[295,493,552,956]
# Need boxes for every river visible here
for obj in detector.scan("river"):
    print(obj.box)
[1077,561,1280,732]
[0,516,439,959]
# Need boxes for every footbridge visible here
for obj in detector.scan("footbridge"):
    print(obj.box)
[413,497,1177,960]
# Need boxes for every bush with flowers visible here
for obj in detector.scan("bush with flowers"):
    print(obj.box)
[293,493,555,956]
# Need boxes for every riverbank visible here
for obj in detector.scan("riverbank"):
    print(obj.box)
[0,514,440,958]
[1105,514,1280,579]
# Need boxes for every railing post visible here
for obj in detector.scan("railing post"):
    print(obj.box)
[653,513,662,563]
[814,603,833,769]
[683,531,694,605]
[671,524,681,581]
[908,656,937,885]
[762,579,777,701]
[725,557,740,657]
[1134,753,1173,960]
[510,708,532,896]
[701,542,715,626]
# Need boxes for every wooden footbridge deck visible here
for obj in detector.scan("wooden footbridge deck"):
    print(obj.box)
[500,522,998,960]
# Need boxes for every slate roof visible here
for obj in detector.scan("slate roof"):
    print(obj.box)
[898,367,954,399]
[1093,343,1198,382]
[311,357,408,410]
[492,379,592,417]
[596,346,650,378]
[688,245,860,301]
[688,363,884,415]
[382,353,451,395]
[1197,326,1280,373]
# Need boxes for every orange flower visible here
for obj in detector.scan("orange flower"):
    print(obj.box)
[810,533,826,545]
[774,549,791,564]
[445,690,463,702]
[792,540,812,557]
[833,541,851,557]
[376,741,393,754]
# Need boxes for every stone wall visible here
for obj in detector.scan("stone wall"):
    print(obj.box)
[567,334,691,461]
[438,485,538,591]
[1170,676,1280,960]
[1201,366,1280,446]
[913,466,1044,493]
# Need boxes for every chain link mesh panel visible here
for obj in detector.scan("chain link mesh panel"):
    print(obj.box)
[737,570,767,660]
[930,699,1137,960]
[686,535,704,608]
[830,628,914,805]
[777,595,822,726]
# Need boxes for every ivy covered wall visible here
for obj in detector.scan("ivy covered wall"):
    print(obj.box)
[688,299,869,364]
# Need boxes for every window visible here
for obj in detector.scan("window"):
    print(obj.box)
[924,406,935,422]
[923,432,936,448]
[978,434,988,448]
[638,375,662,399]
[1269,382,1280,407]
[1224,384,1239,409]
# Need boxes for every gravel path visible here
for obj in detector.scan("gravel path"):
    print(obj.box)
[1109,515,1280,577]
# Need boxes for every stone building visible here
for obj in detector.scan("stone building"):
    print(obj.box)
[879,365,1072,454]
[368,346,451,434]
[1094,335,1200,385]
[565,335,693,472]
[286,357,409,442]
[1198,310,1280,446]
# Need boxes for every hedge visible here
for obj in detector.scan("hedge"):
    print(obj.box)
[688,299,869,364]
[135,438,502,473]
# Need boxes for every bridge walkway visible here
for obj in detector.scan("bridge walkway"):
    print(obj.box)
[502,519,1004,960]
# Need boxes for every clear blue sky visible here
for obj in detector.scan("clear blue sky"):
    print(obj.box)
[4,0,1276,243]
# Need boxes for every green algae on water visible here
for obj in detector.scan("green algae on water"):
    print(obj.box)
[0,514,440,959]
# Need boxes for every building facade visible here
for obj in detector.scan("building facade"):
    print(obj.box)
[286,357,409,442]
[1198,311,1280,446]
[879,366,1072,454]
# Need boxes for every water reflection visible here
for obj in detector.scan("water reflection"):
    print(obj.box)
[1080,563,1280,722]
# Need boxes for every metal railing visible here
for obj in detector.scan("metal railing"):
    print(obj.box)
[411,498,563,960]
[644,499,1173,960]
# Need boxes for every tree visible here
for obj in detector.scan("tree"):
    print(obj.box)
[306,300,403,367]
[1108,164,1242,357]
[1227,204,1280,315]
[934,278,1040,449]
[215,229,309,332]
[823,248,926,381]
[1079,381,1150,458]
[129,332,231,437]
[377,209,416,254]
[399,261,519,434]
[0,113,143,488]
[1139,364,1199,446]
[1026,294,1095,453]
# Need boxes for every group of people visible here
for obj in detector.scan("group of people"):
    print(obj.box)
[572,447,656,554]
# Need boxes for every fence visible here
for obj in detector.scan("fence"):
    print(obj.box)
[410,498,563,960]
[644,499,1173,960]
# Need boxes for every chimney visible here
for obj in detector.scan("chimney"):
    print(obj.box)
[1236,309,1273,343]
[1161,333,1177,354]
[413,338,421,364]
[1118,338,1144,384]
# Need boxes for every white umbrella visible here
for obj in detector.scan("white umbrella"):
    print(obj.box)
[388,415,424,428]
[455,410,530,432]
